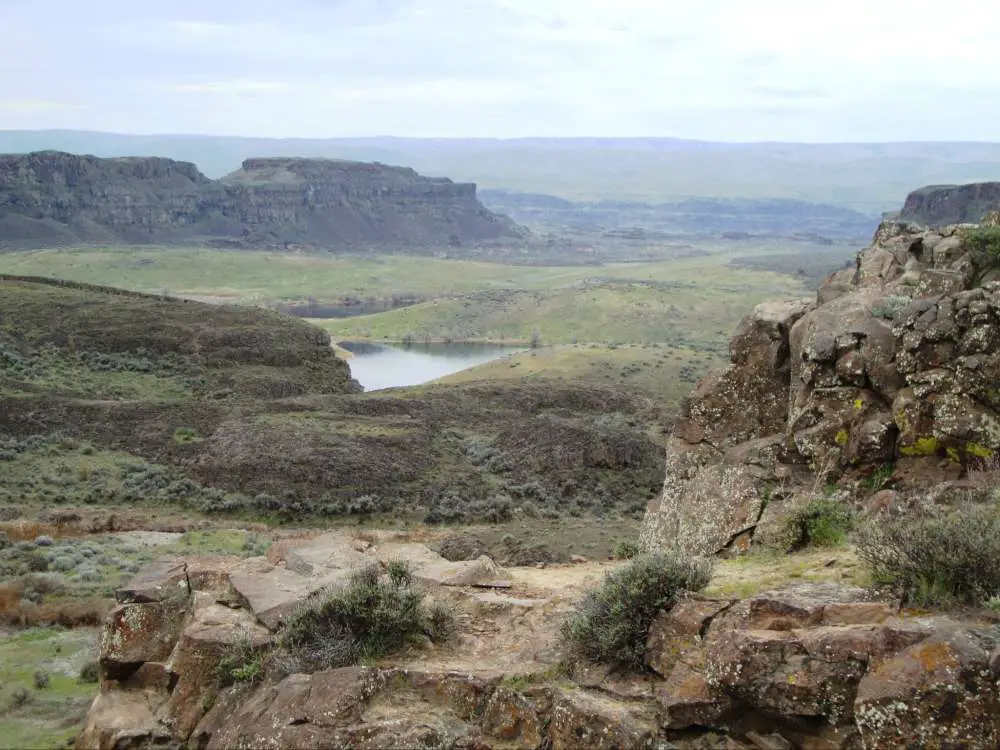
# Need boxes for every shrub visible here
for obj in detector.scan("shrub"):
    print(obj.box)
[961,226,1000,257]
[782,498,854,550]
[9,687,31,709]
[561,553,713,669]
[172,427,203,445]
[78,661,100,684]
[277,561,452,672]
[23,552,49,572]
[870,295,911,320]
[33,670,50,689]
[612,539,640,560]
[437,533,488,562]
[217,630,267,687]
[856,503,1000,608]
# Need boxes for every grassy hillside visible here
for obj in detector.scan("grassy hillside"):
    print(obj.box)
[0,244,820,304]
[0,246,817,350]
[436,343,723,406]
[317,271,811,348]
[1,277,669,527]
[2,131,1000,211]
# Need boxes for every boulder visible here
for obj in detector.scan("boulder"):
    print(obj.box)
[549,688,659,750]
[99,600,188,676]
[855,628,1000,748]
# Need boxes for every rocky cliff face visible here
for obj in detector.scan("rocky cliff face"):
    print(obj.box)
[77,533,1000,750]
[0,151,525,250]
[640,209,1000,557]
[899,181,1000,227]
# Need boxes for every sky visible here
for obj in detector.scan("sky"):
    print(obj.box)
[2,0,999,142]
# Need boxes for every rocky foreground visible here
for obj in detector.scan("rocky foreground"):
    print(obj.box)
[78,530,1000,749]
[0,151,525,250]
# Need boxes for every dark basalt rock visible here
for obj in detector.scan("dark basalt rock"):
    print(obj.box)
[0,151,526,250]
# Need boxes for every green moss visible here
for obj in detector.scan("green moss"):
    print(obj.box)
[853,399,864,411]
[900,436,939,457]
[946,447,962,464]
[172,426,203,444]
[835,429,849,446]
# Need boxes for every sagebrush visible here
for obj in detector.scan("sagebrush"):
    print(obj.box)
[856,503,1000,607]
[276,562,455,674]
[782,498,855,550]
[561,552,712,669]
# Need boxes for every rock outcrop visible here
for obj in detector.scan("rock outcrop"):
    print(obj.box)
[899,182,1000,227]
[77,534,1000,749]
[0,151,525,250]
[641,212,1000,557]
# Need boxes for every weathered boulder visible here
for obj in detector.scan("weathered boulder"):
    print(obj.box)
[549,688,659,750]
[99,600,188,676]
[854,627,1000,748]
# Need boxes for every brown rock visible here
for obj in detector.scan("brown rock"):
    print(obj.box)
[549,688,658,750]
[162,597,272,739]
[656,662,733,730]
[745,731,794,750]
[99,601,188,673]
[481,686,544,748]
[855,628,1000,748]
[75,690,173,750]
[646,598,732,677]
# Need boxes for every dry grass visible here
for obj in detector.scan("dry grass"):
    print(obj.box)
[706,547,866,599]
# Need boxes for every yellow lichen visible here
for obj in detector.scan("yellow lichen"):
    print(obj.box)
[853,399,864,411]
[900,436,939,457]
[835,429,849,446]
[965,442,994,459]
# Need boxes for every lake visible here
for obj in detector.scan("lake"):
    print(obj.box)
[338,342,524,391]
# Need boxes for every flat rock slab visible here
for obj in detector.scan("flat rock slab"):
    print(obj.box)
[280,531,369,575]
[230,565,351,630]
[376,543,503,587]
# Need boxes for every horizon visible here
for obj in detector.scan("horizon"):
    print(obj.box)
[4,128,1000,148]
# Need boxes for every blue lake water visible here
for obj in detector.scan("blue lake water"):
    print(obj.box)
[339,342,523,391]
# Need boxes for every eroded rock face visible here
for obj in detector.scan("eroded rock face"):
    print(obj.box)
[899,182,1000,227]
[641,211,1000,556]
[0,151,526,250]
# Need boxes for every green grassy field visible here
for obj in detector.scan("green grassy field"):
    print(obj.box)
[0,628,99,749]
[0,244,819,351]
[0,244,821,305]
[436,343,723,406]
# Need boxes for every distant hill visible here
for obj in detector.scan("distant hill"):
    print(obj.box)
[479,190,879,239]
[0,151,525,251]
[1,130,1000,212]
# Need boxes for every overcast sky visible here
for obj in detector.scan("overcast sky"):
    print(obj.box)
[2,0,999,141]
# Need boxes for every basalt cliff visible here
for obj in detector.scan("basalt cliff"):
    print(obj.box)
[640,209,1000,557]
[0,151,525,250]
[898,181,1000,227]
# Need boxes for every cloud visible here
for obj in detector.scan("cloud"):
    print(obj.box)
[167,80,291,95]
[1,0,999,140]
[0,100,86,111]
